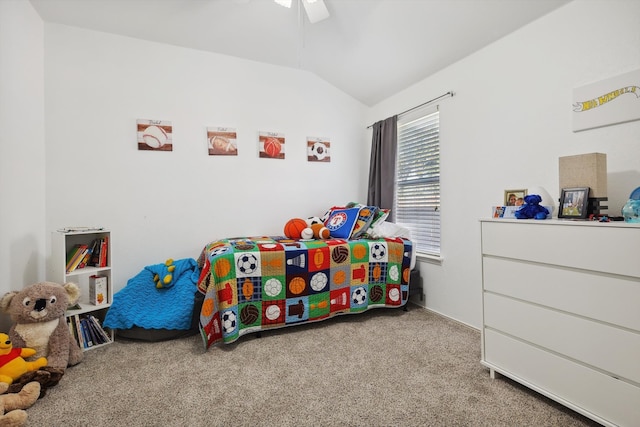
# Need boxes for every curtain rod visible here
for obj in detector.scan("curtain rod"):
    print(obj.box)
[366,91,455,129]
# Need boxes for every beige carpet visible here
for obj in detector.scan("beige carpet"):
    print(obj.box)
[24,307,600,426]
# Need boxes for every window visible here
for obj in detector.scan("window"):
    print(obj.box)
[394,106,440,255]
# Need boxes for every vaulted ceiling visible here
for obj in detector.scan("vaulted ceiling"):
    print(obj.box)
[29,0,571,106]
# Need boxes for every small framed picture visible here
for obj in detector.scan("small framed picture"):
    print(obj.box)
[559,187,590,219]
[504,189,527,207]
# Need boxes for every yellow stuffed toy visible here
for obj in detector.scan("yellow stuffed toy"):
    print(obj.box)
[153,258,176,289]
[0,381,41,427]
[0,334,47,385]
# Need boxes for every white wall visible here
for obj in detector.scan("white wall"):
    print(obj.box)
[367,0,640,328]
[43,25,367,291]
[0,0,46,329]
[4,0,638,331]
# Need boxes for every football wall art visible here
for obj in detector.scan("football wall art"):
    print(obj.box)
[307,137,331,162]
[137,119,172,151]
[258,131,285,159]
[207,127,238,156]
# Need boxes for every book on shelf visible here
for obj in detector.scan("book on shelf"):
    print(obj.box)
[88,237,109,268]
[99,236,108,267]
[80,318,94,347]
[73,314,85,348]
[66,244,88,273]
[68,313,112,349]
[77,239,99,269]
[88,315,112,344]
[67,317,78,344]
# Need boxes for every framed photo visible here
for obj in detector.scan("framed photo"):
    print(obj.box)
[137,119,172,151]
[504,189,527,207]
[559,187,590,219]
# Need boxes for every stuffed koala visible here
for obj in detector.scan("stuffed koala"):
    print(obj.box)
[0,282,83,370]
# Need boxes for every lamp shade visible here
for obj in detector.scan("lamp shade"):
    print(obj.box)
[559,153,607,198]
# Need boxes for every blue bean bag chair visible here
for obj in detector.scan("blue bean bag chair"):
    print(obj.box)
[104,258,202,341]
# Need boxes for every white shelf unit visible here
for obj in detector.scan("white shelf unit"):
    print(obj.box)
[480,219,640,427]
[49,229,114,350]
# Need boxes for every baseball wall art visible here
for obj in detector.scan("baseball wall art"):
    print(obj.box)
[137,119,173,151]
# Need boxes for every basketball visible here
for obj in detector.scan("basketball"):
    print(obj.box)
[289,276,306,295]
[214,258,231,278]
[264,137,281,157]
[201,298,215,317]
[284,218,307,239]
[333,270,346,285]
[352,243,367,260]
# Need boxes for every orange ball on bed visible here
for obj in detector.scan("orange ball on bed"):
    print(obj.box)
[284,218,308,239]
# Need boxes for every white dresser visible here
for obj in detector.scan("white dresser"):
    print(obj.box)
[480,219,640,427]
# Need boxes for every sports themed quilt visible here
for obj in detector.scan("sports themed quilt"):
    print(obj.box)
[197,236,413,350]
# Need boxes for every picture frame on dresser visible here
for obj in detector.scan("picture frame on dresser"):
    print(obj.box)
[504,189,527,206]
[558,187,589,219]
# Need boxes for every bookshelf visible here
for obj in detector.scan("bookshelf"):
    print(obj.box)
[49,228,114,350]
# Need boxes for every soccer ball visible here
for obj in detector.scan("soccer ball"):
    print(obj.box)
[352,286,367,305]
[310,272,328,292]
[237,253,258,275]
[306,216,323,227]
[370,243,387,261]
[388,265,399,281]
[310,142,329,160]
[209,246,229,257]
[264,278,282,297]
[221,310,237,334]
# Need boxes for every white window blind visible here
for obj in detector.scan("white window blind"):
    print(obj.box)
[394,107,440,255]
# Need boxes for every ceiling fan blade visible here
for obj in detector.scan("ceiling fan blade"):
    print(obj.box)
[302,0,329,24]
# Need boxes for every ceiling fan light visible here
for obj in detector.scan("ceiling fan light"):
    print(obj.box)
[274,0,293,8]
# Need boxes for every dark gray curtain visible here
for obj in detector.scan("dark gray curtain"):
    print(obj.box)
[367,115,397,220]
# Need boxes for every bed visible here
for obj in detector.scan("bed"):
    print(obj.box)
[196,234,414,350]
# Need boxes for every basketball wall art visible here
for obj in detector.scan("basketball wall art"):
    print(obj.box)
[207,127,238,156]
[258,131,285,159]
[307,136,330,162]
[137,119,172,151]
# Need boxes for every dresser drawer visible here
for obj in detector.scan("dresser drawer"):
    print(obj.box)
[482,256,640,330]
[484,293,640,384]
[484,329,640,427]
[481,221,640,277]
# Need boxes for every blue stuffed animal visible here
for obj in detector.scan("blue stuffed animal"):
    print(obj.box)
[514,194,549,220]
